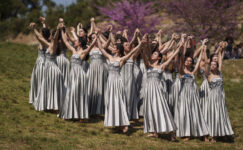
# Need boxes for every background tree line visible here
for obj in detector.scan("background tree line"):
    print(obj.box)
[0,0,242,42]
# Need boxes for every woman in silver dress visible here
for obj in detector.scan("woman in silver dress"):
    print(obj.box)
[98,32,144,133]
[56,18,70,88]
[29,17,49,105]
[141,31,184,140]
[205,42,234,142]
[174,36,209,141]
[120,29,141,120]
[58,31,97,120]
[31,22,66,111]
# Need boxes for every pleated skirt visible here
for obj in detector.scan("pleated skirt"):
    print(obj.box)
[88,59,108,115]
[138,60,147,116]
[205,87,234,137]
[104,73,130,127]
[171,76,181,117]
[29,56,45,104]
[143,78,177,133]
[199,79,210,119]
[175,83,209,137]
[34,60,65,111]
[162,71,174,114]
[121,62,139,120]
[56,54,70,87]
[59,64,89,119]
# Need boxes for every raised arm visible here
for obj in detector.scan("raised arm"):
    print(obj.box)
[51,24,61,54]
[192,48,203,74]
[29,23,50,47]
[61,30,76,53]
[161,42,184,70]
[120,39,143,65]
[97,37,113,60]
[218,48,223,72]
[129,29,139,49]
[123,29,128,41]
[88,18,95,37]
[81,36,97,59]
[70,27,78,41]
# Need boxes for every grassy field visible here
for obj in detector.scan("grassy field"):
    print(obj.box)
[0,42,242,150]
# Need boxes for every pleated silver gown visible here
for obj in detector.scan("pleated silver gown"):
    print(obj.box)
[143,68,177,133]
[34,50,65,111]
[162,69,174,114]
[59,54,89,119]
[174,74,209,137]
[171,72,181,117]
[88,50,108,115]
[29,47,46,104]
[199,70,210,118]
[121,59,139,120]
[205,75,234,137]
[56,49,70,87]
[104,61,130,127]
[138,58,147,116]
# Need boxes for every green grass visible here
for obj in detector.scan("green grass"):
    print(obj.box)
[0,42,243,150]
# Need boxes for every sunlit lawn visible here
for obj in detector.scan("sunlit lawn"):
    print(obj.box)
[0,42,242,149]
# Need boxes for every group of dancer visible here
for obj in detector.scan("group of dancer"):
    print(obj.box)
[28,17,234,142]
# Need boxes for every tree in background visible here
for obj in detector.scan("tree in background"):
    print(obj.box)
[162,0,242,41]
[98,0,160,37]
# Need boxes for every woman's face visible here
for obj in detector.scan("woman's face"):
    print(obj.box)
[112,45,120,55]
[185,57,193,68]
[79,29,86,37]
[210,61,218,71]
[123,42,130,52]
[151,51,160,61]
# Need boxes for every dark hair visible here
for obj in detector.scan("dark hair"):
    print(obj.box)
[102,30,110,39]
[42,28,50,41]
[88,33,95,42]
[210,53,218,62]
[79,36,87,49]
[115,34,127,43]
[116,43,124,57]
[151,42,159,53]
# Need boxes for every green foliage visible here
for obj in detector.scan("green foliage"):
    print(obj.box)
[0,42,243,149]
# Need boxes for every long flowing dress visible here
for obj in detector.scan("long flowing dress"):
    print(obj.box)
[143,67,177,133]
[56,49,70,87]
[171,72,181,118]
[174,74,209,137]
[88,49,108,115]
[29,47,46,104]
[199,70,210,118]
[121,59,139,120]
[34,50,65,111]
[59,54,89,119]
[104,61,130,127]
[138,58,147,116]
[205,74,234,137]
[162,69,174,114]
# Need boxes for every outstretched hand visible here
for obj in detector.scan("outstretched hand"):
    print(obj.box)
[29,22,36,29]
[70,26,75,32]
[39,16,45,23]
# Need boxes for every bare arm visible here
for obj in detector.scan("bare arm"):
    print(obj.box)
[61,30,76,54]
[120,41,143,66]
[129,29,138,49]
[218,49,223,72]
[97,38,113,60]
[161,43,183,70]
[33,28,50,47]
[193,49,203,74]
[123,29,128,41]
[81,36,97,59]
